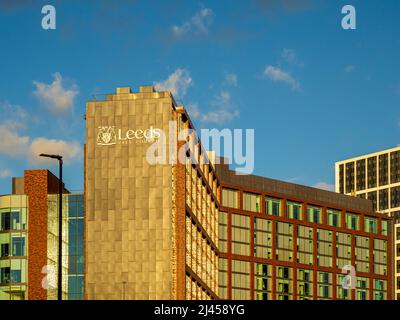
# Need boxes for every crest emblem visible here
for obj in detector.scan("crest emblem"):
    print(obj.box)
[97,126,116,145]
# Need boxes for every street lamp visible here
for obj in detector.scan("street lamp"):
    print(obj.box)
[40,153,63,301]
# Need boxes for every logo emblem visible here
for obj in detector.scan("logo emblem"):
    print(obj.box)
[97,126,116,145]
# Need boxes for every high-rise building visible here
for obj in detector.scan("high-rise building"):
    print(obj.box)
[0,170,83,300]
[217,161,392,300]
[84,87,220,299]
[335,146,400,299]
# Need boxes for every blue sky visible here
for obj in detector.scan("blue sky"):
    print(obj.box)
[0,0,399,194]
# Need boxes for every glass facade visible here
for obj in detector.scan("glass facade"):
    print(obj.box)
[67,195,84,300]
[0,195,28,300]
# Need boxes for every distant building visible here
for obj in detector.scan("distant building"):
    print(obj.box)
[336,146,400,299]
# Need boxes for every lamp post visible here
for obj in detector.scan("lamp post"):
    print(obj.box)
[40,153,63,301]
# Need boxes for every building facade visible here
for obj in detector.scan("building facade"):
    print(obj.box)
[336,146,400,299]
[84,87,219,299]
[217,161,392,300]
[0,170,84,300]
[1,86,396,301]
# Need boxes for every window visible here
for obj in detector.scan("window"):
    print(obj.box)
[364,217,377,234]
[379,154,388,186]
[391,151,400,183]
[345,162,355,193]
[1,243,9,257]
[0,212,24,231]
[11,237,25,257]
[266,197,281,216]
[346,213,359,230]
[367,191,377,212]
[243,193,260,213]
[356,160,366,191]
[1,212,10,231]
[374,279,385,291]
[319,285,329,298]
[391,187,400,208]
[287,202,302,220]
[327,209,341,227]
[382,221,388,236]
[367,157,377,189]
[232,214,250,256]
[0,267,10,284]
[319,272,329,284]
[68,275,84,300]
[307,206,322,224]
[339,164,344,193]
[10,270,21,283]
[379,189,389,211]
[357,291,367,300]
[222,188,239,209]
[254,263,272,300]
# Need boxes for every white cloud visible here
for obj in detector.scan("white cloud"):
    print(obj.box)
[345,65,356,73]
[0,125,30,156]
[214,90,231,105]
[171,7,214,38]
[0,169,12,179]
[264,65,301,91]
[33,72,79,114]
[281,48,303,67]
[201,108,239,124]
[0,101,29,130]
[224,73,238,87]
[313,182,334,191]
[29,138,82,164]
[0,124,82,164]
[154,68,192,98]
[188,90,239,124]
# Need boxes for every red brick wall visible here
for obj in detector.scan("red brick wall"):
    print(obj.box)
[24,170,49,300]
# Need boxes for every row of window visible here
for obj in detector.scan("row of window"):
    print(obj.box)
[338,151,400,193]
[222,189,388,235]
[221,260,387,300]
[356,188,400,212]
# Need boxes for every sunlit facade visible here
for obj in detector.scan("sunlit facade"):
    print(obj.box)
[0,195,28,300]
[336,146,400,299]
[85,87,219,300]
[217,161,392,300]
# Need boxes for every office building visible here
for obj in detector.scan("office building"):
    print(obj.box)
[84,87,220,299]
[0,170,83,300]
[336,146,400,299]
[217,161,392,300]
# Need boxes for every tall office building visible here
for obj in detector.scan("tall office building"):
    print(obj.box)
[0,169,84,300]
[217,161,392,300]
[84,87,220,299]
[336,146,400,299]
